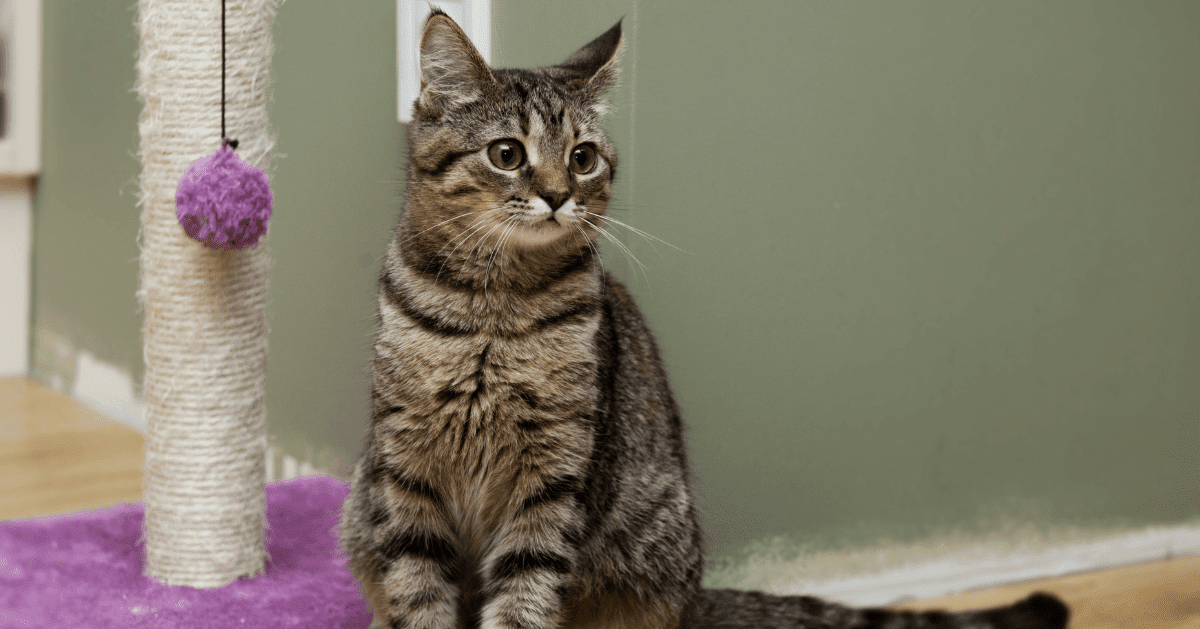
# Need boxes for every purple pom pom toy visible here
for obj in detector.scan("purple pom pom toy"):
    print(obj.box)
[175,139,273,250]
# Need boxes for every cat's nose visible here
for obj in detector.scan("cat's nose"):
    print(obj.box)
[540,190,570,212]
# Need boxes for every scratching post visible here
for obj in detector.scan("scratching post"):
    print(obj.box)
[3,2,368,622]
[136,0,278,587]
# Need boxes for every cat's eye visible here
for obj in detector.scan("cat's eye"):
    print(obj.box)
[569,144,597,174]
[488,140,525,170]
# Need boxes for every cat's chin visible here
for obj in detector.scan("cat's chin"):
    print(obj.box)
[507,218,578,248]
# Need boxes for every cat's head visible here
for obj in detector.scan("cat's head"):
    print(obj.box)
[402,10,622,262]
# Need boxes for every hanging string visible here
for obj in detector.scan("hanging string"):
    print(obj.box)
[172,0,274,252]
[221,0,238,149]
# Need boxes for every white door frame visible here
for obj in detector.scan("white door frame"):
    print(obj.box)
[0,0,42,376]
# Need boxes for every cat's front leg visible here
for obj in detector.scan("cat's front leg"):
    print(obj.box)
[478,472,585,629]
[369,525,462,629]
[346,456,462,629]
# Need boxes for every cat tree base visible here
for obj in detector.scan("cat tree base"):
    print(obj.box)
[0,476,370,628]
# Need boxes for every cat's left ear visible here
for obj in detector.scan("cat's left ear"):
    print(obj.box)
[558,20,623,111]
[419,9,496,114]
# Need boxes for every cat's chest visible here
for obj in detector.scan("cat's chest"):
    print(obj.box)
[375,300,603,443]
[373,306,603,551]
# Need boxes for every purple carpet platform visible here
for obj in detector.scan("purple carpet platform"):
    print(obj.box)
[0,476,372,628]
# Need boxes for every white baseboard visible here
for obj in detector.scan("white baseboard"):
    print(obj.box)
[771,523,1200,606]
[64,350,336,483]
[267,446,330,483]
[71,351,146,432]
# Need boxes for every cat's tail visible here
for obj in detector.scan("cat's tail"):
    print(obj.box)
[691,588,1070,629]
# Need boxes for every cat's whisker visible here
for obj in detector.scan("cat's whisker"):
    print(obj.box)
[582,217,651,289]
[401,209,494,245]
[419,207,511,277]
[484,217,522,294]
[584,212,660,258]
[578,210,692,255]
[435,217,494,283]
[493,217,525,287]
[480,217,517,259]
[472,217,514,264]
[573,222,606,277]
[600,228,650,278]
[423,218,479,276]
[463,217,516,285]
[602,231,652,291]
[459,222,503,282]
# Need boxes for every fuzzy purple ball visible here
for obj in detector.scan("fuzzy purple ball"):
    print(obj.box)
[175,144,273,250]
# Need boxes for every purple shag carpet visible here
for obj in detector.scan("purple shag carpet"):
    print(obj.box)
[0,476,372,628]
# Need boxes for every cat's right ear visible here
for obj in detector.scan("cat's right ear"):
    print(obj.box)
[418,9,495,114]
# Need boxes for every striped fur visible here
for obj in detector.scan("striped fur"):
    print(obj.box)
[341,11,1070,629]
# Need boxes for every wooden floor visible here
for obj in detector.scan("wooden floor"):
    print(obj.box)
[2,376,1197,627]
[0,377,143,519]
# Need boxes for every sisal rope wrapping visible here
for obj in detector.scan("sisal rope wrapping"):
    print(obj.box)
[136,0,279,588]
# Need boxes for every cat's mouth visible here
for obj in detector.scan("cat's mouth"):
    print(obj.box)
[508,210,572,242]
[525,197,575,221]
[499,199,597,247]
[519,199,577,226]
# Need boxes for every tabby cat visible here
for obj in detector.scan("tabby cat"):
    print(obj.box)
[341,10,1071,629]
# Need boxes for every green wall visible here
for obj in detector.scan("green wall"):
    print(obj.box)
[34,0,141,384]
[264,1,403,475]
[34,0,1200,578]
